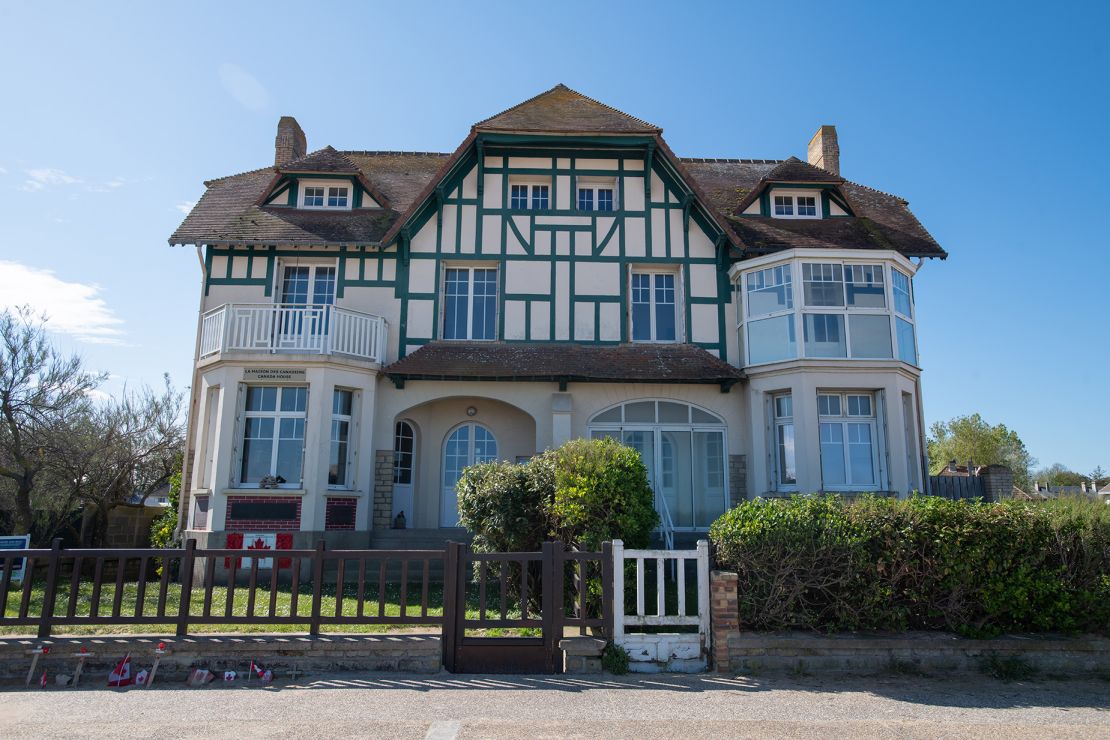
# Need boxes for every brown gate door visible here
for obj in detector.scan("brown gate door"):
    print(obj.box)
[442,541,614,674]
[442,541,558,674]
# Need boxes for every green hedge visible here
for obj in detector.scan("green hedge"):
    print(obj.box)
[709,495,1110,636]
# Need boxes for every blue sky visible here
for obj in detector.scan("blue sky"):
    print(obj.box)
[0,1,1106,475]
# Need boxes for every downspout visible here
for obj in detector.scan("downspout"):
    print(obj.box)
[174,244,208,543]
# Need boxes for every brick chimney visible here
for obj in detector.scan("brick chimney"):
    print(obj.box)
[275,116,307,167]
[807,125,840,176]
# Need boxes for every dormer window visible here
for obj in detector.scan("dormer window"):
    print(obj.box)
[771,190,821,219]
[509,183,550,210]
[299,181,351,210]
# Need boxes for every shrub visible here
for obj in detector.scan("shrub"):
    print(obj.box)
[549,437,658,550]
[458,437,659,552]
[709,495,1110,636]
[457,455,554,553]
[602,641,631,675]
[149,463,182,550]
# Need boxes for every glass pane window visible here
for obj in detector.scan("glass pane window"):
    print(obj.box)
[303,187,324,207]
[240,385,306,486]
[896,318,918,364]
[803,314,847,357]
[773,195,794,216]
[746,264,793,317]
[327,186,349,208]
[773,393,796,487]
[530,185,549,210]
[844,264,886,308]
[892,269,913,318]
[510,184,529,209]
[631,272,677,342]
[747,315,796,364]
[797,196,817,216]
[329,389,354,487]
[802,263,845,306]
[393,421,415,485]
[597,189,614,211]
[443,267,498,340]
[848,314,893,358]
[578,188,594,211]
[819,392,879,489]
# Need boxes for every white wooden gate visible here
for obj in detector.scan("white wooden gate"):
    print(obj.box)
[611,539,710,672]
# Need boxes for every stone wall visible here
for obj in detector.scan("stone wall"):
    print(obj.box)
[709,568,1109,676]
[0,634,441,681]
[373,450,394,530]
[102,507,161,548]
[978,464,1014,503]
[728,454,747,506]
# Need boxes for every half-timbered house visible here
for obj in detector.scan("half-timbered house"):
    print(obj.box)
[170,85,946,550]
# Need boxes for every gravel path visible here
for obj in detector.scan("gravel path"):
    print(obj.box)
[2,671,1107,739]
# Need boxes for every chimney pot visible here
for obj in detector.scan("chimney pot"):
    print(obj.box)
[807,125,840,176]
[275,116,307,167]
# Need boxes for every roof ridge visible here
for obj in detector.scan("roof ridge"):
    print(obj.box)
[472,82,660,132]
[680,157,785,164]
[342,150,451,157]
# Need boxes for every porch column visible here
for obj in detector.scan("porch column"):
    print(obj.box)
[300,368,330,532]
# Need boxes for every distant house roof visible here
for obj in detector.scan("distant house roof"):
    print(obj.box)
[384,342,743,388]
[170,85,944,259]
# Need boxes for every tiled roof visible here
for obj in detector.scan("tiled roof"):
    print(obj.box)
[473,83,660,135]
[384,342,743,385]
[278,146,360,173]
[170,87,943,258]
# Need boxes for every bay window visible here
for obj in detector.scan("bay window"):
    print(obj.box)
[239,386,306,487]
[739,258,918,367]
[819,392,879,490]
[443,266,498,340]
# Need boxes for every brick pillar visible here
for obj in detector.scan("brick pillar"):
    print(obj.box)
[710,570,739,673]
[728,455,747,508]
[373,450,395,530]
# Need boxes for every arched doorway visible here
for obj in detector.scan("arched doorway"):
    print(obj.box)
[441,422,498,526]
[392,420,417,523]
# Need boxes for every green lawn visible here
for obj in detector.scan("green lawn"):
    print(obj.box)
[0,580,550,637]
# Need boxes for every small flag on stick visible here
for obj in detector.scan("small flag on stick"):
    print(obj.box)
[39,669,47,689]
[108,653,133,687]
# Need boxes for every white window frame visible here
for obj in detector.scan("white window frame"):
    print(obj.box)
[328,388,357,490]
[629,268,682,343]
[771,189,822,220]
[772,392,797,490]
[234,384,308,489]
[576,179,618,212]
[508,180,551,211]
[817,391,881,491]
[891,268,919,366]
[298,180,352,210]
[441,264,499,341]
[393,420,416,486]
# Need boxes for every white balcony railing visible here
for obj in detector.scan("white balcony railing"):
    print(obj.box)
[199,303,387,363]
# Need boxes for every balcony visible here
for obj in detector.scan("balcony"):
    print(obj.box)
[200,303,387,363]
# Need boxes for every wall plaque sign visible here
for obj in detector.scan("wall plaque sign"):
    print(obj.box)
[243,368,306,382]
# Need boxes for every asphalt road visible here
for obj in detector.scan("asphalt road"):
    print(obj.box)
[1,671,1108,739]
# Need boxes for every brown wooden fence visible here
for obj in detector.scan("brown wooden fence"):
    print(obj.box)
[0,539,445,639]
[929,475,986,500]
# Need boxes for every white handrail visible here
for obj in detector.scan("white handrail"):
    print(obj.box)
[198,303,386,362]
[656,490,676,551]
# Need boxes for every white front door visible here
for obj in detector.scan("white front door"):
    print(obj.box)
[441,423,497,527]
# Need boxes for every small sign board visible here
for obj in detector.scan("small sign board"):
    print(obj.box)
[0,535,31,582]
[241,533,276,569]
[243,368,306,383]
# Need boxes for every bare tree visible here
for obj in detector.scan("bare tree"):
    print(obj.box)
[0,307,104,538]
[51,377,184,546]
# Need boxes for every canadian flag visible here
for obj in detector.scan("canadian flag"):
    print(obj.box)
[108,654,132,687]
[250,661,273,683]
